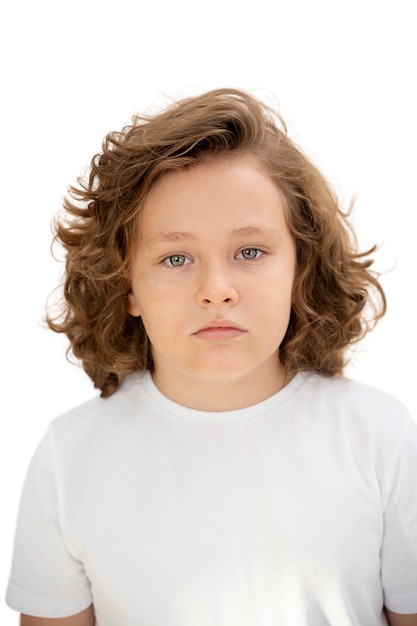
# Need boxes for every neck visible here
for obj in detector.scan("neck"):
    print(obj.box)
[152,365,288,411]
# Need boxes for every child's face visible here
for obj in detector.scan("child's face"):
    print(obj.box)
[128,155,296,408]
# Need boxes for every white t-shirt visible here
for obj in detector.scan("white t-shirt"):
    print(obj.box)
[6,371,417,625]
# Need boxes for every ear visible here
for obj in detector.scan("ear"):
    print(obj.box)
[127,292,141,317]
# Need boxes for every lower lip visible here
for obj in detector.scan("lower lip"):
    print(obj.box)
[194,327,245,340]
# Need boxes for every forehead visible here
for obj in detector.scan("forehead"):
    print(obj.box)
[139,155,288,241]
[148,153,271,196]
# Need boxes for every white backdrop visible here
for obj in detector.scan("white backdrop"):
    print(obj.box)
[1,1,416,622]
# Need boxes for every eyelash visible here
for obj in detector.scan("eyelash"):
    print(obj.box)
[162,254,191,268]
[236,248,263,261]
[161,248,264,268]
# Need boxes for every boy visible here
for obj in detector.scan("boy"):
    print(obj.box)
[6,89,417,625]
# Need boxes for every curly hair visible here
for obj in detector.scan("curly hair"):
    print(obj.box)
[46,88,386,397]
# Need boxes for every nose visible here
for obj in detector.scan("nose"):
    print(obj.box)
[197,260,239,307]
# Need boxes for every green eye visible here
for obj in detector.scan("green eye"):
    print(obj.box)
[165,255,188,267]
[238,248,260,260]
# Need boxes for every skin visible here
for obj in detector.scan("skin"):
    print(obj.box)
[20,604,95,625]
[384,611,417,626]
[20,155,417,625]
[128,155,296,411]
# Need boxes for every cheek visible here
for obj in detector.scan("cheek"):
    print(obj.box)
[137,296,179,340]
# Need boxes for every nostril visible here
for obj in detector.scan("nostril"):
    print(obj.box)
[202,297,233,305]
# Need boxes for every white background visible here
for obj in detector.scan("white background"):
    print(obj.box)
[1,0,416,622]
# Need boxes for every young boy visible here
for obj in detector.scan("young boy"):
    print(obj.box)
[6,89,417,626]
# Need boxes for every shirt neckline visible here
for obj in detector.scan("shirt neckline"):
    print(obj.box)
[139,370,309,424]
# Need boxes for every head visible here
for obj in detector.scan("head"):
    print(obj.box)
[47,88,386,397]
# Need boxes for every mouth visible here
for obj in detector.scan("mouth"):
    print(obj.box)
[193,321,246,340]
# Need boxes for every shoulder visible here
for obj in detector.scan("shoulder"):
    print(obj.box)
[301,371,410,418]
[43,370,152,461]
[296,371,414,448]
[54,370,148,425]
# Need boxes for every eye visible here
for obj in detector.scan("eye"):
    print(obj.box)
[163,254,190,267]
[236,248,263,260]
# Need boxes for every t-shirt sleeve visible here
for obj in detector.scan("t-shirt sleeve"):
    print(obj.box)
[381,413,417,614]
[5,428,93,618]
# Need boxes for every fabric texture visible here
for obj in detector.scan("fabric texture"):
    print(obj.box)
[6,371,417,625]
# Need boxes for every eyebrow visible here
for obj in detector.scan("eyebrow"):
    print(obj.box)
[146,231,196,245]
[145,226,279,246]
[231,226,279,240]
